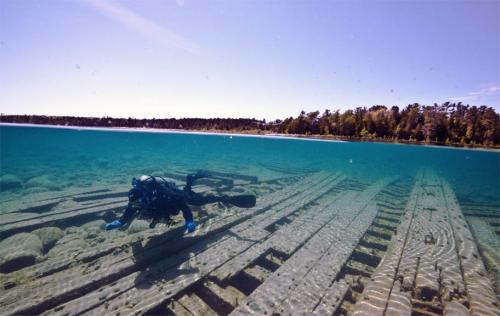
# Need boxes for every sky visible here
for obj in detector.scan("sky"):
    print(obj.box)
[0,0,499,120]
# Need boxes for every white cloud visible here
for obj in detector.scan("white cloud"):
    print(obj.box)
[82,0,202,55]
[449,83,500,102]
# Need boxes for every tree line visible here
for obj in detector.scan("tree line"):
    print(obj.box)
[270,102,499,146]
[0,115,264,131]
[1,102,499,147]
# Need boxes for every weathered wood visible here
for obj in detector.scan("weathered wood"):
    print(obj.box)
[353,170,499,316]
[441,181,500,316]
[70,189,129,203]
[197,169,259,183]
[467,217,500,297]
[0,199,127,239]
[201,280,246,308]
[167,299,193,316]
[281,179,401,315]
[243,265,272,283]
[230,178,395,315]
[462,211,500,218]
[444,300,470,316]
[211,181,348,282]
[384,171,464,314]
[0,173,321,313]
[3,168,497,316]
[0,174,313,290]
[282,205,377,314]
[312,280,350,316]
[353,170,426,316]
[12,172,338,316]
[0,195,127,227]
[0,187,119,214]
[282,204,378,315]
[72,173,341,316]
[0,179,225,230]
[177,293,218,316]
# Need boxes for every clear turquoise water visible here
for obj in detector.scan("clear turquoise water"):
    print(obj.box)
[0,124,499,205]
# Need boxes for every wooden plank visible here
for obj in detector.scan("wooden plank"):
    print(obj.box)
[167,299,193,316]
[0,199,127,239]
[196,169,258,183]
[312,280,350,316]
[415,185,455,300]
[441,181,500,316]
[201,280,246,308]
[71,190,129,203]
[211,183,349,282]
[282,204,378,315]
[0,187,119,214]
[230,178,395,315]
[0,176,217,225]
[0,174,315,290]
[386,170,465,314]
[0,172,323,312]
[353,170,423,316]
[462,211,500,218]
[283,180,405,315]
[383,170,462,314]
[467,217,500,296]
[73,173,342,316]
[177,293,218,316]
[0,174,306,309]
[0,195,127,227]
[244,265,272,283]
[354,170,500,316]
[8,172,338,316]
[444,300,470,316]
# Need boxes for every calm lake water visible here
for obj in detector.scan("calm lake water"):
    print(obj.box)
[1,124,500,315]
[1,124,499,205]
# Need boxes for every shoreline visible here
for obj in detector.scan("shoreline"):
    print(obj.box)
[1,122,499,152]
[0,122,345,144]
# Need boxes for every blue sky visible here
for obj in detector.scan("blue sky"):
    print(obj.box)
[1,0,499,120]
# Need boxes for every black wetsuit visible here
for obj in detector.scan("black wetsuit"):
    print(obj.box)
[119,174,224,228]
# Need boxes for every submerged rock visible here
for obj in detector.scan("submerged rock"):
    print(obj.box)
[81,220,106,239]
[0,174,23,191]
[0,233,43,273]
[25,175,60,191]
[127,220,150,234]
[24,187,49,195]
[47,234,88,259]
[65,226,85,235]
[32,227,64,252]
[81,220,106,231]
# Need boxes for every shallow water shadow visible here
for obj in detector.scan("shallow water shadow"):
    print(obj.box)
[130,224,227,290]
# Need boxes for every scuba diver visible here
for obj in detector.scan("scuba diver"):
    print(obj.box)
[105,171,257,232]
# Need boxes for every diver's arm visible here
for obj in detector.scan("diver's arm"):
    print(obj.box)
[180,203,196,232]
[106,204,137,230]
[120,204,138,224]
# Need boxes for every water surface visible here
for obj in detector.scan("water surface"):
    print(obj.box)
[1,124,499,204]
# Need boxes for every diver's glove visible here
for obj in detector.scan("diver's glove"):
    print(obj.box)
[105,220,124,230]
[185,220,196,233]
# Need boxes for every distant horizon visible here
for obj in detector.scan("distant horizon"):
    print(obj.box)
[2,122,499,153]
[1,100,498,121]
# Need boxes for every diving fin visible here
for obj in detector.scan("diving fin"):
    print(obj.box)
[225,194,256,208]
